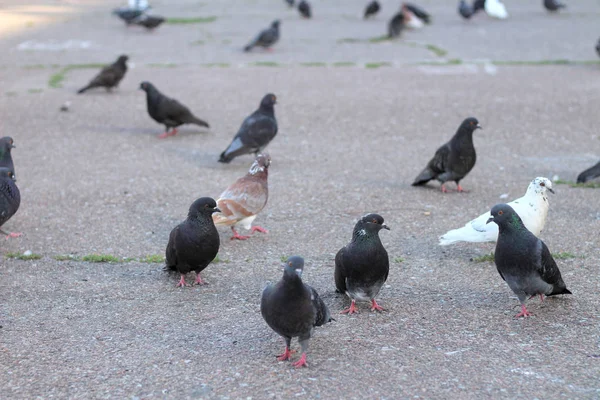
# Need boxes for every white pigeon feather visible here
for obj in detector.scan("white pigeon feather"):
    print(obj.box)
[485,0,509,19]
[439,177,553,245]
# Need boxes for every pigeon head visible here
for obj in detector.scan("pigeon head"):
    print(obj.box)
[139,81,156,92]
[117,55,129,65]
[459,117,482,133]
[248,153,271,175]
[271,20,280,28]
[527,177,554,196]
[260,93,277,109]
[486,204,525,229]
[188,197,220,219]
[0,137,15,151]
[354,213,390,236]
[282,255,304,278]
[0,167,15,181]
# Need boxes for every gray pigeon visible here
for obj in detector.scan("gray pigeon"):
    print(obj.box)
[487,204,572,318]
[596,37,600,58]
[112,7,145,25]
[0,167,21,238]
[388,12,405,38]
[543,0,565,12]
[298,0,311,18]
[458,0,474,19]
[165,197,221,287]
[576,160,600,183]
[218,94,277,163]
[335,214,390,314]
[261,256,332,368]
[131,14,165,29]
[244,20,280,52]
[412,117,481,193]
[0,137,16,175]
[364,0,381,19]
[78,55,128,94]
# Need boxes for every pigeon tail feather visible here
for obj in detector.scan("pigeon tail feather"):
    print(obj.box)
[438,224,495,245]
[412,167,435,186]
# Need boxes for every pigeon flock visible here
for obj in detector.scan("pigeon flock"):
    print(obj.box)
[2,0,598,372]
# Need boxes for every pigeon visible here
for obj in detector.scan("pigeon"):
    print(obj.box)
[139,81,210,139]
[458,0,474,19]
[484,0,508,19]
[261,256,332,368]
[213,154,271,240]
[335,214,390,314]
[543,0,566,12]
[388,12,405,38]
[218,94,277,163]
[364,0,380,19]
[576,160,600,183]
[131,14,165,29]
[0,137,16,175]
[472,0,486,13]
[285,0,295,7]
[412,117,481,193]
[112,7,146,25]
[77,55,129,94]
[244,20,280,52]
[0,168,21,239]
[487,204,571,318]
[298,0,311,18]
[439,177,554,245]
[404,3,431,24]
[165,197,221,287]
[596,37,600,58]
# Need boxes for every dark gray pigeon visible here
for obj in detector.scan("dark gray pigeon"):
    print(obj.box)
[458,0,474,19]
[0,168,21,238]
[472,0,486,13]
[165,197,221,287]
[335,214,390,314]
[596,37,600,58]
[112,7,145,25]
[131,14,165,29]
[487,204,572,318]
[78,55,128,94]
[404,2,431,24]
[576,160,600,183]
[261,256,332,368]
[140,81,210,139]
[219,94,277,163]
[543,0,565,12]
[388,12,405,38]
[0,137,16,175]
[244,20,280,52]
[298,0,311,18]
[412,117,481,193]
[364,0,380,18]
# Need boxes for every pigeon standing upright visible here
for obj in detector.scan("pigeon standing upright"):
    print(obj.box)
[412,117,481,193]
[364,0,380,19]
[261,256,332,368]
[218,94,277,163]
[131,14,165,29]
[77,55,129,94]
[140,81,210,138]
[458,0,474,19]
[388,11,405,38]
[543,0,566,12]
[335,214,390,314]
[165,197,221,287]
[0,137,16,175]
[576,160,600,183]
[0,168,21,238]
[244,20,280,52]
[487,204,572,318]
[298,0,311,18]
[484,0,509,19]
[439,177,554,245]
[213,154,271,240]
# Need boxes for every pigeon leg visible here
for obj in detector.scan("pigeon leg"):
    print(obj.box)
[193,273,208,285]
[158,128,170,139]
[515,304,532,318]
[441,184,448,193]
[176,275,190,287]
[539,294,544,303]
[341,300,359,314]
[456,183,469,193]
[370,298,385,312]
[276,337,294,361]
[4,232,23,239]
[292,337,309,368]
[250,226,268,234]
[230,227,250,240]
[168,128,178,137]
[292,353,308,368]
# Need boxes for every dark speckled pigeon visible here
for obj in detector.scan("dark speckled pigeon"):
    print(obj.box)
[487,204,572,318]
[0,137,16,175]
[0,167,21,238]
[261,256,332,368]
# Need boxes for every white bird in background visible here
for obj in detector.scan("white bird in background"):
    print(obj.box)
[438,177,554,245]
[484,0,509,19]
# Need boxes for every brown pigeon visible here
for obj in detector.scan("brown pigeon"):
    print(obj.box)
[213,154,271,240]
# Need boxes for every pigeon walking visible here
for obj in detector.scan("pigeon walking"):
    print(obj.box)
[0,168,21,238]
[458,0,474,19]
[364,0,380,19]
[165,197,221,287]
[487,204,571,318]
[298,0,311,18]
[261,256,332,368]
[576,160,600,183]
[335,214,390,314]
[219,94,277,163]
[213,154,271,240]
[131,14,165,29]
[244,20,280,52]
[77,55,129,94]
[484,0,508,19]
[404,3,431,25]
[543,0,565,12]
[0,137,16,175]
[388,12,405,38]
[412,117,481,193]
[112,7,146,25]
[140,81,210,138]
[439,177,554,245]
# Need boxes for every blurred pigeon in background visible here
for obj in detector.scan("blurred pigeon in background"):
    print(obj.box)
[364,0,380,19]
[388,11,405,38]
[576,160,600,183]
[485,0,509,19]
[131,14,165,29]
[298,0,312,18]
[458,0,474,19]
[543,0,566,12]
[77,55,128,94]
[244,20,280,52]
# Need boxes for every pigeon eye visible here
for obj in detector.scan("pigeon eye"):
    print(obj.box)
[498,210,504,216]
[372,219,378,224]
[540,182,545,187]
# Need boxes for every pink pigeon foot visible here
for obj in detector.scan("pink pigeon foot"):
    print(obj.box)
[5,232,22,239]
[441,184,448,193]
[193,273,208,285]
[176,275,190,287]
[515,304,532,318]
[341,300,359,314]
[292,353,308,368]
[158,128,178,139]
[230,228,250,240]
[370,299,385,312]
[276,347,295,361]
[250,226,268,234]
[457,184,469,193]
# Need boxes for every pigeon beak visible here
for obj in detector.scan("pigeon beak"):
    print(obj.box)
[382,224,390,230]
[212,207,221,213]
[548,188,555,194]
[476,125,483,130]
[486,217,494,224]
[10,144,15,149]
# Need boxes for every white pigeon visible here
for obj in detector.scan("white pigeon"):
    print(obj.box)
[438,177,554,245]
[484,0,509,19]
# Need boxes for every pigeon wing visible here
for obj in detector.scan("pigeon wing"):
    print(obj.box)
[334,247,347,293]
[164,225,179,271]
